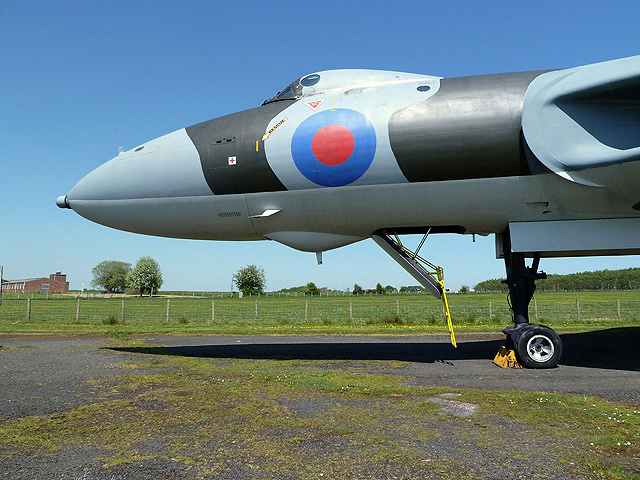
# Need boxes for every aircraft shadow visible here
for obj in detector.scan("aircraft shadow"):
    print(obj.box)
[560,327,640,370]
[111,327,639,371]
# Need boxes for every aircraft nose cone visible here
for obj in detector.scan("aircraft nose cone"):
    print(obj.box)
[67,128,211,203]
[56,195,70,209]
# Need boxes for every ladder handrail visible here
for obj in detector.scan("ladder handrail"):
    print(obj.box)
[387,233,457,348]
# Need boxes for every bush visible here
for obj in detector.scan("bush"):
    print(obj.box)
[366,315,405,326]
[102,315,119,325]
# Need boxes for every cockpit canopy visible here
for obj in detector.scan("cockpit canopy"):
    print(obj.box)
[264,69,440,105]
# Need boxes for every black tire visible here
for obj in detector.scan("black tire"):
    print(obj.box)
[514,325,562,369]
[504,335,515,351]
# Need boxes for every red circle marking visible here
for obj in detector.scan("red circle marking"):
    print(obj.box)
[311,124,355,166]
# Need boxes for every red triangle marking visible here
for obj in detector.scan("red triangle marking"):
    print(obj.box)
[305,99,325,111]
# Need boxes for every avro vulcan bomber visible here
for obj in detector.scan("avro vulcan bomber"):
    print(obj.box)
[58,55,640,368]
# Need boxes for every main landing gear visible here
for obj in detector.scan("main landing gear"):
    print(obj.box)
[500,229,563,368]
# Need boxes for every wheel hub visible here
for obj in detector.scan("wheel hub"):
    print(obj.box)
[526,334,555,362]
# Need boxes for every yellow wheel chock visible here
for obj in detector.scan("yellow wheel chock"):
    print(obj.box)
[493,346,522,368]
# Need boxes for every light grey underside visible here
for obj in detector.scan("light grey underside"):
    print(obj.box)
[509,218,640,257]
[69,161,640,253]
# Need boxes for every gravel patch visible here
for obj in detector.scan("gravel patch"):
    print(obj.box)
[278,397,333,418]
[428,394,479,417]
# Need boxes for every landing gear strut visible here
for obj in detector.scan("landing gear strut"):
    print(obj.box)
[500,229,563,368]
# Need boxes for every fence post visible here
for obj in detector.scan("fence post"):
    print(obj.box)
[534,299,538,322]
[27,298,31,321]
[576,299,580,320]
[121,298,125,324]
[349,299,353,321]
[617,299,621,320]
[76,298,80,323]
[489,300,492,320]
[305,300,308,322]
[255,300,258,321]
[396,299,400,318]
[166,299,171,323]
[212,300,215,324]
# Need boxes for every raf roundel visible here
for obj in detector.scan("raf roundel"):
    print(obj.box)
[291,109,376,187]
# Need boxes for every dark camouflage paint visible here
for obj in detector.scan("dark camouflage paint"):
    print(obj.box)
[188,72,548,195]
[186,101,292,195]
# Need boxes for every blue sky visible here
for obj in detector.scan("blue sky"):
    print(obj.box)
[2,1,640,292]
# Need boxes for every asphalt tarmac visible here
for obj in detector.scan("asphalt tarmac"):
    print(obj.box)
[1,329,639,421]
[132,328,640,404]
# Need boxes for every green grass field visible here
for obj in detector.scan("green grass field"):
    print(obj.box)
[1,291,640,335]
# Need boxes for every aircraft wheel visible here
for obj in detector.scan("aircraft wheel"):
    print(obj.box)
[514,325,562,369]
[504,334,515,351]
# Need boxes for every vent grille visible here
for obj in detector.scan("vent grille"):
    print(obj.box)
[218,211,242,218]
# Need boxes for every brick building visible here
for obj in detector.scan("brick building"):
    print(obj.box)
[1,272,69,294]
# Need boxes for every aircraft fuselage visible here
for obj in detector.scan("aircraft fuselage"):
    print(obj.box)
[59,60,640,254]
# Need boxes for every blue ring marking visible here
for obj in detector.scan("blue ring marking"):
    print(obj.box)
[291,109,376,187]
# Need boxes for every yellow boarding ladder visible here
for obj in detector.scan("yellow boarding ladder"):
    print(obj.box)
[373,231,456,348]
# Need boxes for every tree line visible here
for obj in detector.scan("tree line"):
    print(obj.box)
[474,267,640,292]
[92,261,264,296]
[92,258,433,297]
[98,259,640,297]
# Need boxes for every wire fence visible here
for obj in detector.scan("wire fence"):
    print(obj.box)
[1,294,640,327]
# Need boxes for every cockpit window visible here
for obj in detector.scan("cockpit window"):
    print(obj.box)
[264,82,297,104]
[300,74,320,87]
[274,86,293,100]
[276,85,293,100]
[264,74,321,105]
